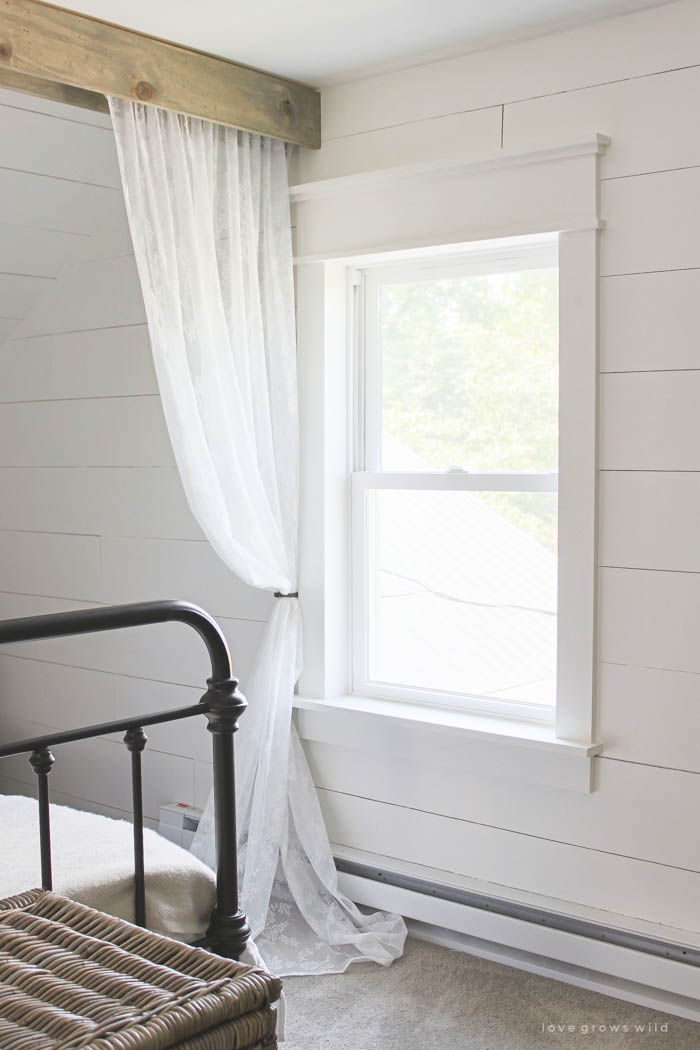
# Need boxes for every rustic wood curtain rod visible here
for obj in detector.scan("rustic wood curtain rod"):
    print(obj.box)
[0,0,321,148]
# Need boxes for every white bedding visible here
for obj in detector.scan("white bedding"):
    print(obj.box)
[0,793,216,940]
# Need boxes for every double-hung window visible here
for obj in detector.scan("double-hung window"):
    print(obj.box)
[352,234,561,722]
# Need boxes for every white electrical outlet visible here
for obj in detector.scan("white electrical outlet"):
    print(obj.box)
[159,802,202,848]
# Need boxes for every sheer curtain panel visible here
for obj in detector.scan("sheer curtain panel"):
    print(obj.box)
[108,98,406,975]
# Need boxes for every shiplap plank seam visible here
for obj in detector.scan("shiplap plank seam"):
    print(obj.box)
[602,164,700,181]
[0,394,156,405]
[604,267,700,277]
[601,369,700,375]
[599,566,700,575]
[0,164,120,191]
[602,659,700,675]
[0,649,210,686]
[0,97,111,129]
[320,786,700,875]
[322,63,700,144]
[603,474,700,491]
[0,529,99,537]
[0,586,260,610]
[6,322,145,342]
[598,755,700,777]
[0,587,268,621]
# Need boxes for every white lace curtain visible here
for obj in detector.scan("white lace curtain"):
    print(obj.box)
[109,98,406,975]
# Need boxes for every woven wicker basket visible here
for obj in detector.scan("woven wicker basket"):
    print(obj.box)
[0,889,281,1049]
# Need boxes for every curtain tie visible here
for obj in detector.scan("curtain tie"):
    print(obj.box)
[274,591,298,598]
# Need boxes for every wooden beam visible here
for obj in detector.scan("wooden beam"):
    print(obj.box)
[0,0,321,148]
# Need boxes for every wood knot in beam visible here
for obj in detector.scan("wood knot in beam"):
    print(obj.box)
[134,80,154,101]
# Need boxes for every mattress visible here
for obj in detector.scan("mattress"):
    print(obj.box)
[0,793,216,941]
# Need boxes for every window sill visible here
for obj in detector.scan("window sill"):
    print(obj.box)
[294,695,602,793]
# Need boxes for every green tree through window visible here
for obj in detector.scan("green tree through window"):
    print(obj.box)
[380,268,558,551]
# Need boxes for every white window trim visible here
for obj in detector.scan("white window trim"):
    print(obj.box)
[294,137,607,789]
[294,694,600,794]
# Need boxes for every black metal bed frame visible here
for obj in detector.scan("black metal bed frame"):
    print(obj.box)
[0,599,251,960]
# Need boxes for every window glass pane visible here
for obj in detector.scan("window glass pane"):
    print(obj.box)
[380,268,558,472]
[367,489,557,707]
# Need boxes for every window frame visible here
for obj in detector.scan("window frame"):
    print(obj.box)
[293,137,606,769]
[349,233,593,736]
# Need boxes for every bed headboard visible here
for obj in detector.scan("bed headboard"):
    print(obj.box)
[0,599,250,960]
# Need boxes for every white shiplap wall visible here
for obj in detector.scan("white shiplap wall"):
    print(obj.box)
[2,0,700,946]
[290,0,700,940]
[0,90,271,825]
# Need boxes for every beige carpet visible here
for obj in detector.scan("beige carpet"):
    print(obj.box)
[282,937,698,1048]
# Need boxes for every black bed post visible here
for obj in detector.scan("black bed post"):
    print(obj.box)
[201,673,251,959]
[29,746,55,891]
[124,726,148,928]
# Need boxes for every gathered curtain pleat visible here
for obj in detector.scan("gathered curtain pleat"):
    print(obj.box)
[108,98,406,975]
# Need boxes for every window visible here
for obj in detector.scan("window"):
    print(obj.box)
[296,140,603,767]
[352,235,561,722]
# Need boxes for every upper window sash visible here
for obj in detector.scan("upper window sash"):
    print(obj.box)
[359,237,559,473]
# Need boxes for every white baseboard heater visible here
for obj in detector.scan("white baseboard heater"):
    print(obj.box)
[334,855,700,970]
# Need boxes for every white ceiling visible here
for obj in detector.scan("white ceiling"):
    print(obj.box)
[60,0,674,84]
